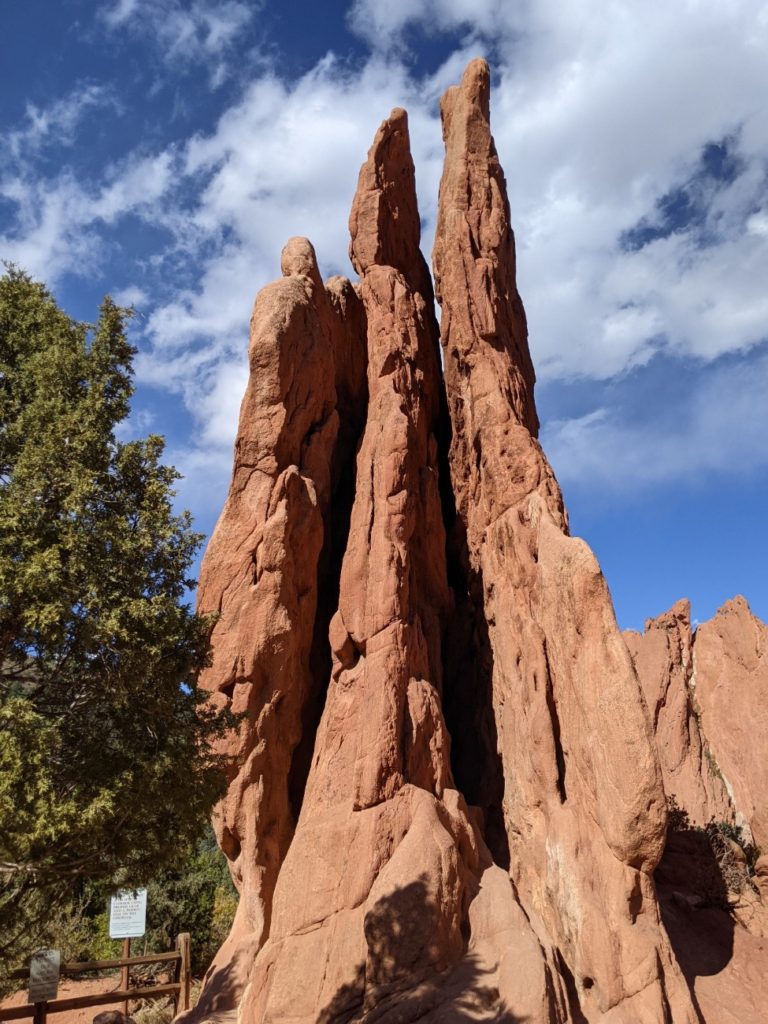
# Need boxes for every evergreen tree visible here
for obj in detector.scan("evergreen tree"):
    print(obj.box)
[0,267,230,985]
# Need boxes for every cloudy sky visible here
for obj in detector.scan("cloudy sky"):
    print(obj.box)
[2,0,767,629]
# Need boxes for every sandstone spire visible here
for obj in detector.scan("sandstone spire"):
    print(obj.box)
[433,58,697,1022]
[236,105,538,1024]
[191,237,367,1017]
[189,57,768,1024]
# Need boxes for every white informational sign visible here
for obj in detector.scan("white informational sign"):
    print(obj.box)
[109,888,148,939]
[28,949,60,1003]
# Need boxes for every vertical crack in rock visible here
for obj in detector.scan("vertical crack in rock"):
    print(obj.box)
[690,596,768,853]
[432,58,699,1022]
[438,430,511,867]
[629,597,768,1022]
[625,600,734,830]
[288,275,369,823]
[628,595,768,852]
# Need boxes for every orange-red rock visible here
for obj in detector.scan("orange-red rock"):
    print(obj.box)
[694,596,768,850]
[627,595,768,849]
[234,105,558,1024]
[189,57,768,1024]
[625,599,733,828]
[432,58,695,1022]
[630,598,768,1024]
[190,237,367,1019]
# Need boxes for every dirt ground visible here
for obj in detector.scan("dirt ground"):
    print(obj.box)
[0,974,165,1024]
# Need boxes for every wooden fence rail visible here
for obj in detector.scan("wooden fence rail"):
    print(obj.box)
[0,934,191,1024]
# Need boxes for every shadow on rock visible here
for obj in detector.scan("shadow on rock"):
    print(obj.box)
[177,945,250,1024]
[316,877,528,1023]
[655,805,738,1023]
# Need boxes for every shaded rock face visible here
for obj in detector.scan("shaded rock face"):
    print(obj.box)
[628,598,768,1024]
[193,237,367,1009]
[431,60,694,1024]
[189,58,768,1024]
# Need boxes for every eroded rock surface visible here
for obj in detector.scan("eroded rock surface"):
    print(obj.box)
[629,597,768,1024]
[192,237,367,1018]
[191,57,767,1024]
[627,595,768,849]
[235,105,558,1024]
[694,597,768,850]
[625,599,733,828]
[431,58,695,1023]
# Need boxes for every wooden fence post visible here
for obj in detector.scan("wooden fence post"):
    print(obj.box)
[120,938,131,1016]
[175,934,191,1015]
[32,1005,46,1024]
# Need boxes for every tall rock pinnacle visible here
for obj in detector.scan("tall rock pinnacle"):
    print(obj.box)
[235,106,538,1024]
[189,57,767,1024]
[433,57,695,1021]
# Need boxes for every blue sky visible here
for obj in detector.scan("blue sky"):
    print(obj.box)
[2,0,767,631]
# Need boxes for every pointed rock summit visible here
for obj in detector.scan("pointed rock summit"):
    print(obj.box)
[190,59,767,1024]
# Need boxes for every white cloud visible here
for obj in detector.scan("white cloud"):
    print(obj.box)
[102,0,140,24]
[543,348,768,489]
[113,285,150,307]
[100,0,256,83]
[348,0,768,378]
[2,84,117,161]
[91,150,178,223]
[0,148,179,281]
[0,175,103,281]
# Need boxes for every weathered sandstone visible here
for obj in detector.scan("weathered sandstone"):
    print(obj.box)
[629,598,768,1024]
[191,237,367,1017]
[627,595,768,849]
[432,59,695,1022]
[235,106,558,1024]
[190,56,768,1024]
[625,599,733,828]
[694,596,768,850]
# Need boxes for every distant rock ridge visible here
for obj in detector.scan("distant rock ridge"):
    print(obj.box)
[627,596,768,1024]
[187,59,767,1024]
[627,595,768,848]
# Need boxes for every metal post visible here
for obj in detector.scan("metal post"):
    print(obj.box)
[120,938,131,1016]
[32,1004,46,1024]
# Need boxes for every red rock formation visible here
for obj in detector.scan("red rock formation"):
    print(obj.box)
[625,599,733,827]
[192,237,367,1017]
[694,596,768,850]
[627,595,768,849]
[629,598,768,1024]
[234,106,558,1024]
[191,57,768,1024]
[432,59,696,1022]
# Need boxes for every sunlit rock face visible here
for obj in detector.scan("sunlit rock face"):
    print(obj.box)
[188,58,766,1024]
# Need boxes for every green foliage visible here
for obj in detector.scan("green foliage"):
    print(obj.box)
[665,795,760,908]
[711,819,761,874]
[0,267,232,989]
[0,828,237,991]
[143,828,238,975]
